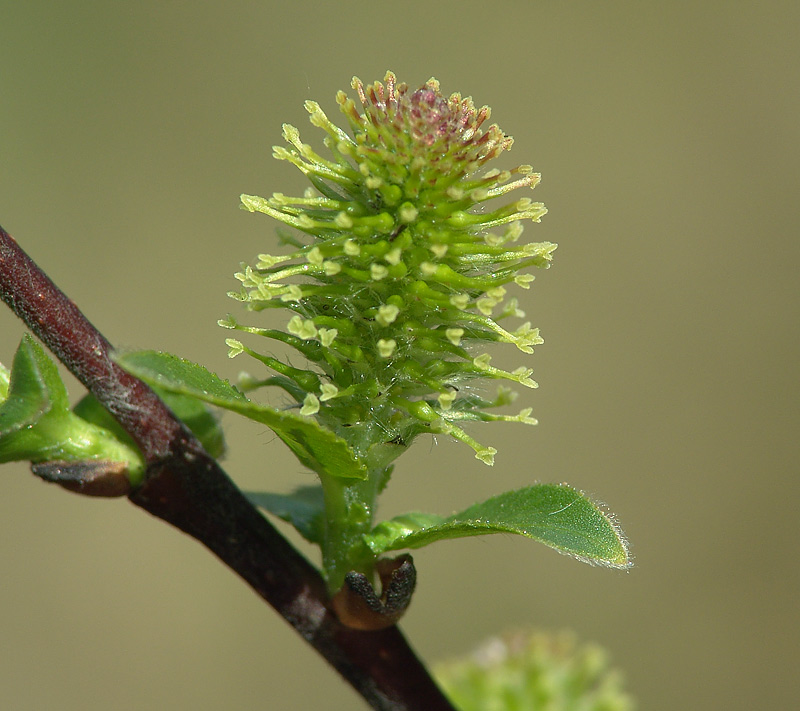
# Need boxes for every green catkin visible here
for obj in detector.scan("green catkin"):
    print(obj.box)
[435,630,635,711]
[225,71,555,466]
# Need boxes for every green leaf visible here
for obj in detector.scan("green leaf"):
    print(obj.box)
[246,485,325,544]
[0,361,11,400]
[0,335,144,481]
[116,350,367,480]
[0,333,68,438]
[363,484,631,569]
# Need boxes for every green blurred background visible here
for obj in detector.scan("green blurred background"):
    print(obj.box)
[2,2,798,709]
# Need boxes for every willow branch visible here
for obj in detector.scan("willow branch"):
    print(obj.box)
[0,224,455,711]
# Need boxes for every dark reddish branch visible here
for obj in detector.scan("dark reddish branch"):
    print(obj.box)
[0,225,455,711]
[0,227,181,461]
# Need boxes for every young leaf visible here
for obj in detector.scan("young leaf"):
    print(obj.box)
[246,485,325,545]
[363,484,631,569]
[0,333,68,438]
[0,361,11,400]
[116,350,367,480]
[0,334,143,480]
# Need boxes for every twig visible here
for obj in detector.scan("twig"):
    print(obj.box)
[0,224,456,711]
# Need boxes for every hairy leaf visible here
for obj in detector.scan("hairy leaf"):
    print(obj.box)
[364,484,630,568]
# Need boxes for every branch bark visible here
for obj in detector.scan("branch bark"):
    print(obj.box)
[0,224,456,711]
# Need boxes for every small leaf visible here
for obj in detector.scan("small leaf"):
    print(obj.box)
[247,485,325,544]
[363,484,630,569]
[0,335,144,481]
[0,361,11,400]
[0,333,67,437]
[116,350,367,480]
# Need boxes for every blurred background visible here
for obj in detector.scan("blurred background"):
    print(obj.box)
[1,2,798,709]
